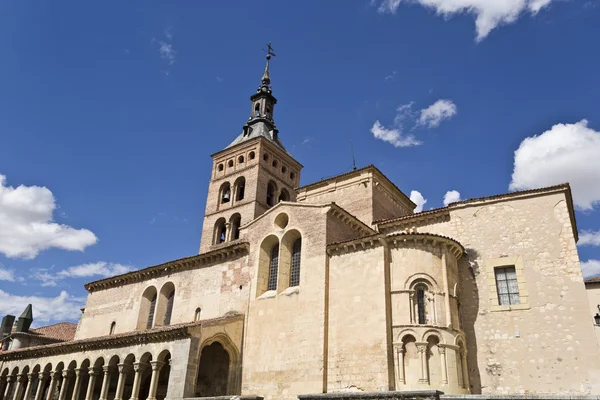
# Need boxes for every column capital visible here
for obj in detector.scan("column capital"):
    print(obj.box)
[27,373,35,381]
[16,373,28,383]
[116,364,131,374]
[133,363,147,373]
[149,361,164,372]
[87,368,99,377]
[6,376,16,383]
[415,342,428,352]
[102,366,111,374]
[49,371,61,379]
[438,347,446,355]
[37,373,48,381]
[62,370,73,379]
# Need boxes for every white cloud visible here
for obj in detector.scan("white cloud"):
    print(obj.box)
[417,99,458,128]
[443,190,462,206]
[371,121,422,148]
[410,190,428,212]
[0,290,84,324]
[33,262,134,287]
[581,260,600,279]
[375,0,553,41]
[0,267,15,282]
[509,120,600,210]
[158,41,176,65]
[0,174,97,259]
[579,230,600,247]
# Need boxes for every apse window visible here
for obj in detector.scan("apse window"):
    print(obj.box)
[495,266,520,306]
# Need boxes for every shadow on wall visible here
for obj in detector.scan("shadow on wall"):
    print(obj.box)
[461,248,482,394]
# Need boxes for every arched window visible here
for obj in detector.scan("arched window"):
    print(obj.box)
[217,163,224,172]
[254,103,261,117]
[272,160,278,168]
[220,183,231,204]
[249,151,255,160]
[164,289,175,326]
[227,160,234,168]
[279,189,290,203]
[290,238,302,287]
[266,107,272,119]
[263,153,269,162]
[266,181,276,206]
[267,244,279,291]
[214,218,227,244]
[230,214,241,241]
[234,177,245,202]
[109,321,116,335]
[147,293,157,329]
[290,172,296,180]
[238,155,244,164]
[194,308,202,321]
[416,286,426,324]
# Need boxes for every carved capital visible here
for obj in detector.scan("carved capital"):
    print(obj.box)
[102,366,111,375]
[87,368,99,377]
[17,374,28,383]
[438,347,446,355]
[149,361,164,372]
[133,363,147,373]
[6,376,16,383]
[37,373,47,381]
[62,370,72,379]
[27,373,35,382]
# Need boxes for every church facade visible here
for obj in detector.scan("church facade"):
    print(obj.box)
[1,55,599,400]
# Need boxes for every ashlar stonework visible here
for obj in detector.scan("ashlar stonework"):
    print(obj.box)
[1,56,599,400]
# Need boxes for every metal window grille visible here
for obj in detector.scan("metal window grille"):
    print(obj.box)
[289,238,302,287]
[267,244,279,291]
[495,266,520,305]
[163,290,175,326]
[417,288,426,324]
[147,294,157,329]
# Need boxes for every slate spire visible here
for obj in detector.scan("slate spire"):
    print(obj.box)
[16,304,33,333]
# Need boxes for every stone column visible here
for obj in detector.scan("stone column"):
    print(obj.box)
[396,347,405,385]
[460,348,469,390]
[129,364,145,400]
[146,362,164,400]
[69,370,82,400]
[23,374,36,400]
[12,374,26,400]
[58,371,72,400]
[34,374,47,400]
[439,347,448,384]
[98,367,111,400]
[113,365,127,400]
[45,372,59,400]
[84,369,98,400]
[441,247,452,328]
[4,376,15,400]
[416,342,429,384]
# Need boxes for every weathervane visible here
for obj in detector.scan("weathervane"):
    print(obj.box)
[263,42,276,60]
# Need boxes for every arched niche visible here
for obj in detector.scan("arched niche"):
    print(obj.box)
[279,229,302,292]
[256,235,279,297]
[155,282,176,326]
[137,286,158,330]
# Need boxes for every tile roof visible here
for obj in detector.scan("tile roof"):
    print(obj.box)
[29,322,77,342]
[584,276,600,284]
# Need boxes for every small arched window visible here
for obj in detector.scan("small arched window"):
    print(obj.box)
[254,103,261,117]
[220,183,231,204]
[164,289,175,326]
[290,238,302,287]
[272,160,278,168]
[238,155,244,164]
[109,321,116,335]
[290,172,296,180]
[214,218,227,244]
[266,181,276,206]
[279,189,290,203]
[282,166,287,173]
[194,308,202,322]
[230,214,242,240]
[263,153,269,162]
[147,293,157,329]
[227,160,234,168]
[249,151,255,160]
[217,164,224,172]
[234,177,245,202]
[416,286,426,325]
[267,244,279,291]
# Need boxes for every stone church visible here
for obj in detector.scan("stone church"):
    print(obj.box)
[0,53,599,400]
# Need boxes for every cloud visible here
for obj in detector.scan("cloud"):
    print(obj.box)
[581,260,600,279]
[0,266,16,282]
[375,0,554,41]
[33,262,134,287]
[509,120,600,210]
[371,121,422,148]
[158,41,176,65]
[385,71,398,81]
[443,190,461,206]
[579,230,600,247]
[0,290,84,324]
[417,99,458,128]
[0,174,97,259]
[410,190,428,212]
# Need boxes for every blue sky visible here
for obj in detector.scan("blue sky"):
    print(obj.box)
[1,0,599,324]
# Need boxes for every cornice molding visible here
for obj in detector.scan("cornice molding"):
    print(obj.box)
[84,242,249,293]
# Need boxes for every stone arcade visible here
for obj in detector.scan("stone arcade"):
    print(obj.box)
[1,52,599,400]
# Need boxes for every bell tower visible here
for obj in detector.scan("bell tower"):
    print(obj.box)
[199,45,302,253]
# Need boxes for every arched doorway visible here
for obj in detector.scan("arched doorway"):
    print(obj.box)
[195,342,230,397]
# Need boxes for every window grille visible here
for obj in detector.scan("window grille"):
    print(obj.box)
[416,288,426,324]
[147,294,157,329]
[289,238,302,287]
[164,290,175,326]
[267,244,279,291]
[495,266,520,305]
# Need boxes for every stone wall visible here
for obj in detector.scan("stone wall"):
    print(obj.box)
[584,282,600,350]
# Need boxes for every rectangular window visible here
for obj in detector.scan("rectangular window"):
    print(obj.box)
[495,266,520,306]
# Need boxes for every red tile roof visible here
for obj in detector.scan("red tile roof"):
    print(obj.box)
[584,276,600,284]
[30,322,77,342]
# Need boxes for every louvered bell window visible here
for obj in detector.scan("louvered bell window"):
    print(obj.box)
[495,266,520,306]
[268,244,279,291]
[147,294,157,329]
[164,290,175,326]
[289,238,302,287]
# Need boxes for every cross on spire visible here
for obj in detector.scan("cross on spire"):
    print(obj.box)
[261,42,275,85]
